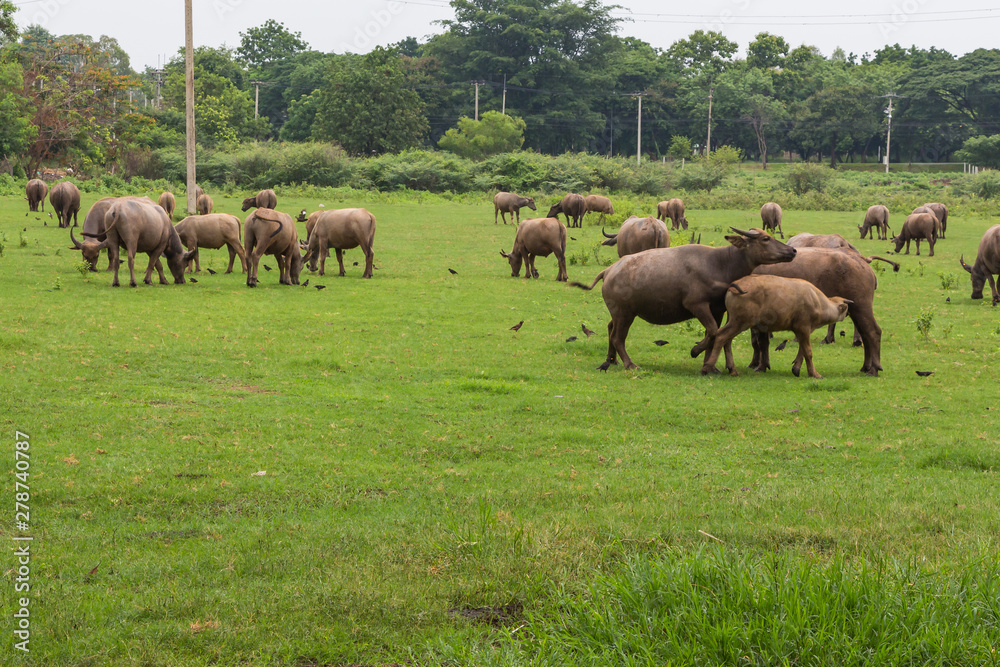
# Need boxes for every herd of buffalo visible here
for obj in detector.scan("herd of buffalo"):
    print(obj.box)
[23,177,1000,379]
[494,189,1000,378]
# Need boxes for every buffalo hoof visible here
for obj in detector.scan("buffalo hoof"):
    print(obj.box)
[700,366,720,376]
[852,339,863,348]
[791,365,801,377]
[821,336,835,345]
[752,365,769,373]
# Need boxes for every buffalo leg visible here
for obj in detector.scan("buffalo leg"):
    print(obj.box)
[822,323,836,344]
[599,321,619,370]
[126,247,139,287]
[319,240,329,276]
[927,237,935,257]
[555,251,567,282]
[360,239,374,279]
[152,258,169,284]
[701,320,746,375]
[109,244,122,287]
[750,329,772,372]
[335,248,346,277]
[792,331,822,379]
[688,303,724,359]
[226,245,237,273]
[852,325,862,347]
[609,314,638,370]
[851,307,883,376]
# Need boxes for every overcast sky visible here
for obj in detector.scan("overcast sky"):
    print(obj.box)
[14,0,1000,70]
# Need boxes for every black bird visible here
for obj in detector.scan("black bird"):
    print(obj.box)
[353,262,358,266]
[206,268,217,275]
[301,279,309,287]
[263,264,272,271]
[946,297,951,302]
[24,212,28,217]
[775,339,788,351]
[509,320,524,332]
[23,227,27,231]
[654,340,669,346]
[916,370,934,377]
[570,237,577,241]
[189,278,198,283]
[448,268,458,275]
[296,210,308,222]
[315,284,326,290]
[582,324,596,337]
[566,336,578,342]
[840,330,845,337]
[48,212,52,218]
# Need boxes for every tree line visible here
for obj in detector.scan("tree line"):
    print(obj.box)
[2,0,1000,180]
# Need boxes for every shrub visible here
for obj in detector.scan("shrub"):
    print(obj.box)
[366,149,472,192]
[784,162,836,195]
[678,161,728,193]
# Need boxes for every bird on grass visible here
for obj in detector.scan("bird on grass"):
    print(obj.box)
[315,284,326,290]
[448,268,458,275]
[301,279,309,287]
[570,237,577,241]
[353,262,359,266]
[946,297,951,303]
[296,209,308,222]
[775,339,788,351]
[189,278,198,283]
[654,340,669,346]
[509,320,524,332]
[582,324,596,337]
[48,212,52,219]
[24,212,28,217]
[916,370,933,377]
[263,265,272,271]
[566,336,578,342]
[206,268,217,275]
[840,330,845,337]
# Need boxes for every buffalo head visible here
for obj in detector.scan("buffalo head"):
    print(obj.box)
[525,197,537,211]
[960,255,992,303]
[69,227,105,271]
[500,248,523,277]
[726,227,796,265]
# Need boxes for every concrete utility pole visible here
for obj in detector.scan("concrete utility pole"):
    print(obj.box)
[501,74,507,115]
[706,85,714,156]
[472,80,485,120]
[184,0,196,213]
[883,93,900,174]
[634,93,645,165]
[251,81,262,119]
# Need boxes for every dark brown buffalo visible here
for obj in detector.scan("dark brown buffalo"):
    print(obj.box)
[760,202,784,238]
[49,181,81,228]
[175,213,247,274]
[858,204,889,240]
[923,202,948,239]
[26,179,47,212]
[70,197,124,271]
[500,217,568,281]
[753,247,883,376]
[601,216,670,257]
[244,208,302,287]
[892,212,937,257]
[303,208,377,278]
[241,189,278,212]
[702,275,851,378]
[656,198,688,230]
[571,228,796,371]
[158,192,176,220]
[547,193,586,228]
[493,192,536,225]
[960,224,1000,305]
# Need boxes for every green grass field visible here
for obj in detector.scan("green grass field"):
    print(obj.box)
[1,189,999,665]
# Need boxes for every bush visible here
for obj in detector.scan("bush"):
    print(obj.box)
[366,149,472,192]
[956,171,1000,199]
[474,151,549,192]
[784,162,836,195]
[272,142,353,188]
[678,161,728,193]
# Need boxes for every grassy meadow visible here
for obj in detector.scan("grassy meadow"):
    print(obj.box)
[1,187,999,665]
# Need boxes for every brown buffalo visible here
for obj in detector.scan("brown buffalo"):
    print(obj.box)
[241,189,278,212]
[753,247,883,376]
[858,204,889,240]
[656,198,688,230]
[923,202,948,239]
[50,181,81,228]
[493,192,536,225]
[702,275,851,378]
[892,212,937,257]
[584,195,614,223]
[571,228,796,371]
[601,216,670,257]
[158,192,176,220]
[26,179,47,212]
[175,213,247,274]
[960,224,1000,305]
[788,233,899,272]
[196,193,214,215]
[547,193,586,228]
[244,208,302,287]
[70,197,133,271]
[760,202,784,238]
[72,198,192,287]
[500,217,568,281]
[303,208,376,278]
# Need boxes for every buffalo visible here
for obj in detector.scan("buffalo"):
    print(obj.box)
[303,208,377,278]
[656,198,688,230]
[493,192,536,225]
[760,202,784,238]
[892,211,937,257]
[175,213,247,274]
[50,181,81,228]
[601,216,670,257]
[70,197,129,271]
[500,217,568,281]
[858,204,889,240]
[26,179,47,212]
[583,195,615,223]
[702,275,851,378]
[241,189,278,212]
[788,233,899,272]
[244,208,302,287]
[158,192,176,220]
[571,228,796,371]
[960,224,1000,305]
[196,193,214,215]
[547,193,586,228]
[923,202,948,239]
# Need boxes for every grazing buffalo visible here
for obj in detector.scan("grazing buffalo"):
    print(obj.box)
[175,213,247,274]
[753,247,883,376]
[584,195,614,223]
[157,192,176,220]
[500,217,568,281]
[547,193,586,228]
[788,233,899,272]
[241,189,278,212]
[50,181,81,228]
[601,216,670,257]
[196,193,214,215]
[702,275,851,378]
[859,204,889,240]
[892,212,938,257]
[26,179,47,212]
[656,198,688,230]
[244,208,302,287]
[303,208,377,278]
[70,197,134,271]
[760,202,784,238]
[571,228,796,371]
[960,224,1000,305]
[923,202,948,239]
[493,192,536,225]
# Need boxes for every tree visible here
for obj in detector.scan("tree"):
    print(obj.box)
[0,1,18,44]
[667,135,692,160]
[235,20,307,70]
[665,30,738,77]
[746,32,789,70]
[438,111,525,159]
[0,60,36,163]
[312,48,428,155]
[955,135,1000,169]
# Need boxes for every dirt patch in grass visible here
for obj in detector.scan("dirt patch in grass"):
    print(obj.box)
[448,601,524,627]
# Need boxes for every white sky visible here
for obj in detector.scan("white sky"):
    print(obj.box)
[13,0,1000,70]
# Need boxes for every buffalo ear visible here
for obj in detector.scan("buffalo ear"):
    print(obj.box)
[724,234,747,248]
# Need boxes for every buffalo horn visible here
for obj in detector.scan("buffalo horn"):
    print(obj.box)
[601,226,616,239]
[69,227,84,249]
[960,255,974,274]
[499,249,509,258]
[690,231,696,244]
[729,226,761,238]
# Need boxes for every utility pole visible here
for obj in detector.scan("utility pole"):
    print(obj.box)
[706,84,714,156]
[472,80,484,120]
[882,93,900,174]
[251,81,262,119]
[501,74,506,115]
[150,68,165,109]
[634,93,645,165]
[184,0,196,214]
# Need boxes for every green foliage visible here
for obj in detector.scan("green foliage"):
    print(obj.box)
[955,170,1000,199]
[667,135,693,160]
[235,19,308,70]
[915,306,935,339]
[437,111,526,160]
[0,60,36,159]
[784,162,836,194]
[939,271,960,290]
[475,151,549,192]
[366,149,471,192]
[279,92,319,142]
[954,134,1000,168]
